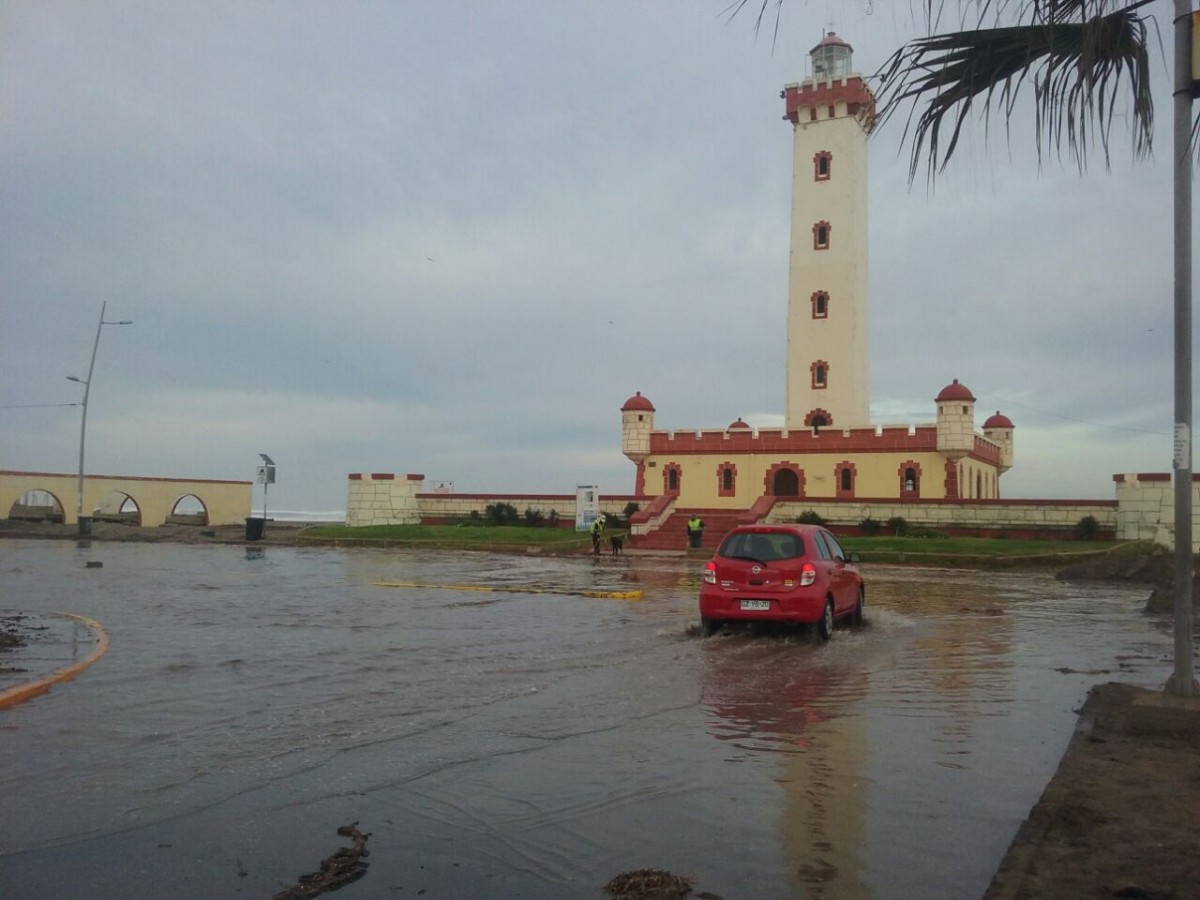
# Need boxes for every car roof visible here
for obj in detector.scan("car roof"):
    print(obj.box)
[725,524,821,535]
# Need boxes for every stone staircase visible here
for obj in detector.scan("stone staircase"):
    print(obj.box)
[628,509,746,553]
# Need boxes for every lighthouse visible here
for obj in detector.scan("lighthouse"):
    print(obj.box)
[782,33,876,430]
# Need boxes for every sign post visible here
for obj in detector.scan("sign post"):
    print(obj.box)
[256,453,276,539]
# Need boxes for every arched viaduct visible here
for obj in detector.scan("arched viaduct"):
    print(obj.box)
[0,470,252,528]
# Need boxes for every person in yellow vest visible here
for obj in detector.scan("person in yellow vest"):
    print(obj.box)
[686,515,705,548]
[590,514,605,555]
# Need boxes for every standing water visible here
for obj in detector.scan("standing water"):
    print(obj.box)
[0,541,1175,899]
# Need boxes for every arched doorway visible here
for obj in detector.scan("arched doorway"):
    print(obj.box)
[772,468,800,497]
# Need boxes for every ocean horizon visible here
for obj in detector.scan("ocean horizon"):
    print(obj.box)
[266,510,346,523]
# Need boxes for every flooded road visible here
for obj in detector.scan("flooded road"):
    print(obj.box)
[0,540,1179,899]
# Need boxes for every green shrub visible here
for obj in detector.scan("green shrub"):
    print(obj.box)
[886,516,908,536]
[547,509,560,527]
[1077,515,1100,541]
[484,502,520,526]
[523,507,545,527]
[623,501,640,521]
[908,526,950,539]
[859,517,881,535]
[796,510,826,525]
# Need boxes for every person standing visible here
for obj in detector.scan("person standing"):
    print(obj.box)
[590,514,605,555]
[686,515,705,549]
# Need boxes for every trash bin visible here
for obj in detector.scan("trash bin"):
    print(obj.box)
[77,516,93,537]
[245,517,265,541]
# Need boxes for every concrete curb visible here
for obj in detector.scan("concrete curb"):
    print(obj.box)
[0,613,110,710]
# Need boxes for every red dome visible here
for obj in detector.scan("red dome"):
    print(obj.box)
[936,379,975,402]
[621,391,655,412]
[811,31,852,53]
[984,411,1014,429]
[728,417,750,430]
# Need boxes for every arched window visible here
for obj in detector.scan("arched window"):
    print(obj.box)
[811,360,829,389]
[813,220,831,250]
[813,150,832,181]
[664,463,682,493]
[811,290,829,319]
[841,469,852,491]
[898,462,922,499]
[836,462,856,499]
[717,462,737,497]
[805,408,833,432]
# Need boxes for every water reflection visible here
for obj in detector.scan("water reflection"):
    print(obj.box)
[702,635,871,898]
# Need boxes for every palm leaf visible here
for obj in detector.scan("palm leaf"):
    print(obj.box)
[726,1,1155,183]
[875,4,1153,182]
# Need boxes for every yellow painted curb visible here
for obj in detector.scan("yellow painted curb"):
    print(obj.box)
[374,581,643,601]
[0,613,110,711]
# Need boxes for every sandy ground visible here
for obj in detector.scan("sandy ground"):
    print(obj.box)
[0,519,310,545]
[984,681,1200,900]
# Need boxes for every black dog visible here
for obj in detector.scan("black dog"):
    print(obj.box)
[609,535,624,556]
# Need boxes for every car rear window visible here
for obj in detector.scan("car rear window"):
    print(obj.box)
[718,531,804,562]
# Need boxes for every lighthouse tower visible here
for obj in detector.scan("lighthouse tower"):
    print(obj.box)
[782,33,875,430]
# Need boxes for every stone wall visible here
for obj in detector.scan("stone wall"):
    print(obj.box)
[1114,473,1200,551]
[345,471,1200,550]
[346,474,638,527]
[345,473,424,526]
[766,497,1118,539]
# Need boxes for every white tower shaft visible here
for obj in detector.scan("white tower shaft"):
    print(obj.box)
[782,37,875,430]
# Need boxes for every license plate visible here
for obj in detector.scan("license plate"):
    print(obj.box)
[740,599,771,611]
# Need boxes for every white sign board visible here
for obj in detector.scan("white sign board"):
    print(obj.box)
[575,484,600,531]
[431,480,453,494]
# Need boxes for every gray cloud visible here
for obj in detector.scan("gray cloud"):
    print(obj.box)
[1,1,1191,512]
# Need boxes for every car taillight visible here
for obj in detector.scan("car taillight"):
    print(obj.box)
[703,561,717,584]
[800,562,816,586]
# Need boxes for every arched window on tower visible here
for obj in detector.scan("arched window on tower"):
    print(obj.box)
[811,360,829,390]
[814,151,832,181]
[813,221,831,250]
[811,290,829,319]
[806,409,832,433]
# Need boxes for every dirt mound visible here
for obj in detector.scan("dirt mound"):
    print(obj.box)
[1054,552,1200,615]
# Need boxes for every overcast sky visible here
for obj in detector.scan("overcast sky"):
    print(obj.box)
[1,1,1191,515]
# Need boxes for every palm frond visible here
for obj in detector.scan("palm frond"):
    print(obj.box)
[875,4,1152,183]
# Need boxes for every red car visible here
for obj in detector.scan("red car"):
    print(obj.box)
[699,524,864,639]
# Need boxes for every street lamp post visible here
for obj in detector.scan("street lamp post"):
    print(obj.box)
[68,301,132,538]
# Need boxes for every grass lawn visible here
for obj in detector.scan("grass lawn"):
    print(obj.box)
[299,523,1154,567]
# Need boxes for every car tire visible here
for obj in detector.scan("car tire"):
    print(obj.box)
[851,588,865,627]
[817,599,834,642]
[701,617,721,637]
